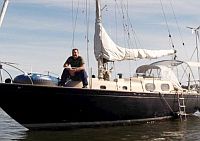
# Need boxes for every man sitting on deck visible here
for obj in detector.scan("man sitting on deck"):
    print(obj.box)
[59,48,88,88]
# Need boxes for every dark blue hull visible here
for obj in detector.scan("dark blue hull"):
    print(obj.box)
[0,83,200,130]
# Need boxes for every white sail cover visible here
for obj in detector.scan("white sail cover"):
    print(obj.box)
[94,0,175,62]
[0,0,9,27]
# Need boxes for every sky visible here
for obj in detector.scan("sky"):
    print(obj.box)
[1,0,200,79]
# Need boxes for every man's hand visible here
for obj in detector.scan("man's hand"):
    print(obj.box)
[69,68,76,76]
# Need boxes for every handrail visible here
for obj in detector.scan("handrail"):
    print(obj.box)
[0,61,34,84]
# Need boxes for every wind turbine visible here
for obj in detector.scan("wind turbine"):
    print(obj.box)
[187,26,200,86]
[0,0,9,27]
[186,26,200,61]
[187,26,200,34]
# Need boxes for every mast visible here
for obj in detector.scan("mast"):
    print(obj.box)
[95,0,104,79]
[0,0,9,27]
[195,28,200,85]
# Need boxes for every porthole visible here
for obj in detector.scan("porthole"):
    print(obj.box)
[122,86,128,90]
[100,85,106,89]
[161,84,170,91]
[145,83,155,91]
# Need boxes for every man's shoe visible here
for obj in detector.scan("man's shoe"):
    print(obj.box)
[58,81,63,86]
[82,85,88,88]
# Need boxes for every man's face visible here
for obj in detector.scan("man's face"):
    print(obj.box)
[72,49,79,59]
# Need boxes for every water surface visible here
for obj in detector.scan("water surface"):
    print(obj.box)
[1,108,200,141]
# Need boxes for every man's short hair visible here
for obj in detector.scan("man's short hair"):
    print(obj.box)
[72,48,79,53]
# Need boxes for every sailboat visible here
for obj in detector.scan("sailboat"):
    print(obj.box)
[0,0,200,130]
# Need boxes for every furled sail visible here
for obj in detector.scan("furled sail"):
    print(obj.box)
[94,0,175,62]
[0,0,9,27]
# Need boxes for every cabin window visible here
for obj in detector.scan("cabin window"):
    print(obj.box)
[161,84,170,91]
[146,69,161,78]
[100,85,106,89]
[122,86,128,90]
[145,83,155,91]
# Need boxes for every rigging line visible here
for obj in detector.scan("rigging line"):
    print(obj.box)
[179,64,188,84]
[71,0,80,49]
[183,65,197,87]
[169,0,185,46]
[121,1,138,52]
[115,0,129,47]
[128,18,140,49]
[119,1,130,51]
[115,0,135,49]
[118,1,130,45]
[113,1,130,80]
[71,0,74,49]
[119,1,127,37]
[115,0,141,50]
[125,0,133,81]
[114,0,118,80]
[118,2,128,44]
[126,9,141,49]
[85,0,91,71]
[115,0,133,79]
[114,0,118,45]
[121,0,133,89]
[197,30,200,60]
[113,62,118,90]
[175,65,179,83]
[159,0,175,49]
[159,93,174,114]
[196,30,200,84]
[190,46,197,60]
[179,62,197,86]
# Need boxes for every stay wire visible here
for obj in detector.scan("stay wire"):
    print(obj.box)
[160,0,175,49]
[71,0,80,49]
[85,0,91,71]
[71,0,73,49]
[169,0,185,47]
[169,0,189,61]
[114,0,117,80]
[118,0,133,90]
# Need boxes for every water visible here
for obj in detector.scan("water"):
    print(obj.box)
[1,108,200,141]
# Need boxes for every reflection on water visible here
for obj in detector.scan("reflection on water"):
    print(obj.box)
[1,107,200,141]
[193,110,200,117]
[25,122,187,141]
[0,108,28,141]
